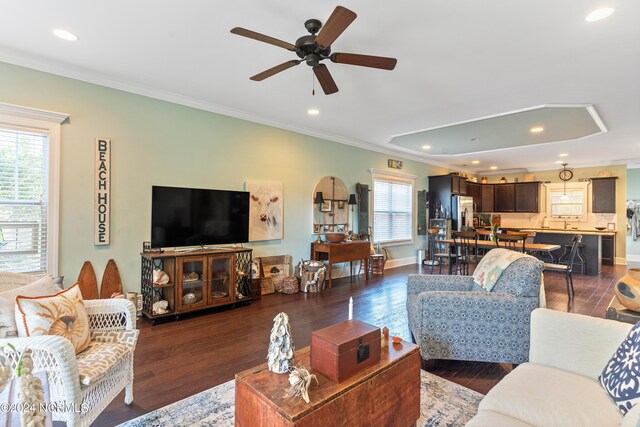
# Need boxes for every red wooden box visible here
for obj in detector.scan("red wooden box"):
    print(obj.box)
[310,319,381,383]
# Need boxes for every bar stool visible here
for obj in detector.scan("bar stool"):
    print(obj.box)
[428,228,456,274]
[559,239,586,274]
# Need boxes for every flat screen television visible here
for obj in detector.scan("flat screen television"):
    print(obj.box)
[151,186,249,248]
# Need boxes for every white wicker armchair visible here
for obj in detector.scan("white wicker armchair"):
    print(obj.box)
[0,291,138,426]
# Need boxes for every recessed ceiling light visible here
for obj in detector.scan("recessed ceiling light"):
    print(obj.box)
[471,160,480,164]
[422,145,431,150]
[307,108,319,115]
[470,138,480,142]
[530,126,544,133]
[555,160,564,164]
[585,7,615,22]
[53,28,78,41]
[559,153,568,157]
[490,166,498,170]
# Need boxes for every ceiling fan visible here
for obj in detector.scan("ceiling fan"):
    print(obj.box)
[230,5,397,95]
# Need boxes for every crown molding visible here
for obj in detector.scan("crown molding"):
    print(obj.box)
[0,101,68,124]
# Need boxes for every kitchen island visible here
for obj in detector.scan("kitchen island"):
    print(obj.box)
[520,228,616,275]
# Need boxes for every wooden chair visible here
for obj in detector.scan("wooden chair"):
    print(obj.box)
[543,235,583,300]
[452,231,478,275]
[495,233,527,252]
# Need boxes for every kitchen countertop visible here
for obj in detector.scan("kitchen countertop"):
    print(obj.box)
[519,228,616,236]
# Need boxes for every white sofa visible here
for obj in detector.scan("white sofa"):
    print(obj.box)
[466,308,640,427]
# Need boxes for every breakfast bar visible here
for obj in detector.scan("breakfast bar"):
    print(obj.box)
[522,228,617,275]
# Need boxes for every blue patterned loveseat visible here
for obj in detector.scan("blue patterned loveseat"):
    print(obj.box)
[406,255,544,364]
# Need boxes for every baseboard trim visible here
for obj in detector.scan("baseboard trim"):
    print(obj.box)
[385,256,417,269]
[626,255,640,263]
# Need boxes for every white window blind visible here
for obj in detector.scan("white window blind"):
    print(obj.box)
[373,176,413,244]
[0,128,49,273]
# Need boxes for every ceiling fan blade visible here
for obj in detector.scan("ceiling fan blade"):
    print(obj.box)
[315,6,357,49]
[313,64,339,95]
[230,27,296,51]
[330,53,397,70]
[250,60,302,81]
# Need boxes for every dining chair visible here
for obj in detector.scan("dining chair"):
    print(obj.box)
[452,231,478,275]
[543,234,582,301]
[495,233,527,252]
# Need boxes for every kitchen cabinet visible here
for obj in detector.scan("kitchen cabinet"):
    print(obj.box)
[601,234,615,265]
[591,177,617,213]
[450,175,467,195]
[480,185,494,213]
[467,182,482,212]
[428,174,468,219]
[515,182,540,213]
[494,184,515,212]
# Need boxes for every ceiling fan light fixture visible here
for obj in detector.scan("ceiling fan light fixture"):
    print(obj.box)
[585,7,614,22]
[53,28,78,41]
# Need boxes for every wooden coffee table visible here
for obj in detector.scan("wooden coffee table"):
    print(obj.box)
[235,341,420,426]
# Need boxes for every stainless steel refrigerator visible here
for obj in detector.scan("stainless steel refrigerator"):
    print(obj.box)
[452,195,474,231]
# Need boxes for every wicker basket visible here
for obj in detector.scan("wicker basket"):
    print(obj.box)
[281,276,300,294]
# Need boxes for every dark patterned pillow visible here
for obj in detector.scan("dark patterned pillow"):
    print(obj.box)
[599,321,640,415]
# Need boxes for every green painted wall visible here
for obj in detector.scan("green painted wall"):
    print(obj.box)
[0,61,448,291]
[627,168,640,259]
[483,165,628,260]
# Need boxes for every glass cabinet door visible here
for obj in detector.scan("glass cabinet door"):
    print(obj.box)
[177,257,206,310]
[208,255,233,305]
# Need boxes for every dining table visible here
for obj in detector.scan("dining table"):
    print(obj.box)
[435,238,561,274]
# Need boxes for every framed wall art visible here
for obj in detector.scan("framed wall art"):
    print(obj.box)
[246,180,283,242]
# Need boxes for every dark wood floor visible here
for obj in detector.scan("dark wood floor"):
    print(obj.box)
[97,262,631,425]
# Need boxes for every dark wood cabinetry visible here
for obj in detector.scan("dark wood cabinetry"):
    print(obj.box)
[515,182,540,213]
[450,175,467,195]
[601,234,615,265]
[591,177,617,213]
[141,248,252,324]
[429,175,540,214]
[467,182,482,212]
[480,185,495,213]
[494,184,515,212]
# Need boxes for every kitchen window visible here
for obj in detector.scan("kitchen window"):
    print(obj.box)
[546,182,588,220]
[0,103,67,274]
[371,170,415,244]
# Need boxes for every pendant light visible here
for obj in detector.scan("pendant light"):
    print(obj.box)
[561,163,569,200]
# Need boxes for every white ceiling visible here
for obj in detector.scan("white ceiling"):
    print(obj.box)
[1,1,639,174]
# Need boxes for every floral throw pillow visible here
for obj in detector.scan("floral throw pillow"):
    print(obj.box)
[15,283,91,354]
[599,321,640,415]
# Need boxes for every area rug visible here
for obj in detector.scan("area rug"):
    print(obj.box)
[119,370,483,427]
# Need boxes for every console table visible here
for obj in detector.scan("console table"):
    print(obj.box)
[311,241,370,288]
[235,342,420,427]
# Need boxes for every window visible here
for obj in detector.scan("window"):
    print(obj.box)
[371,170,415,244]
[0,103,67,274]
[546,182,588,220]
